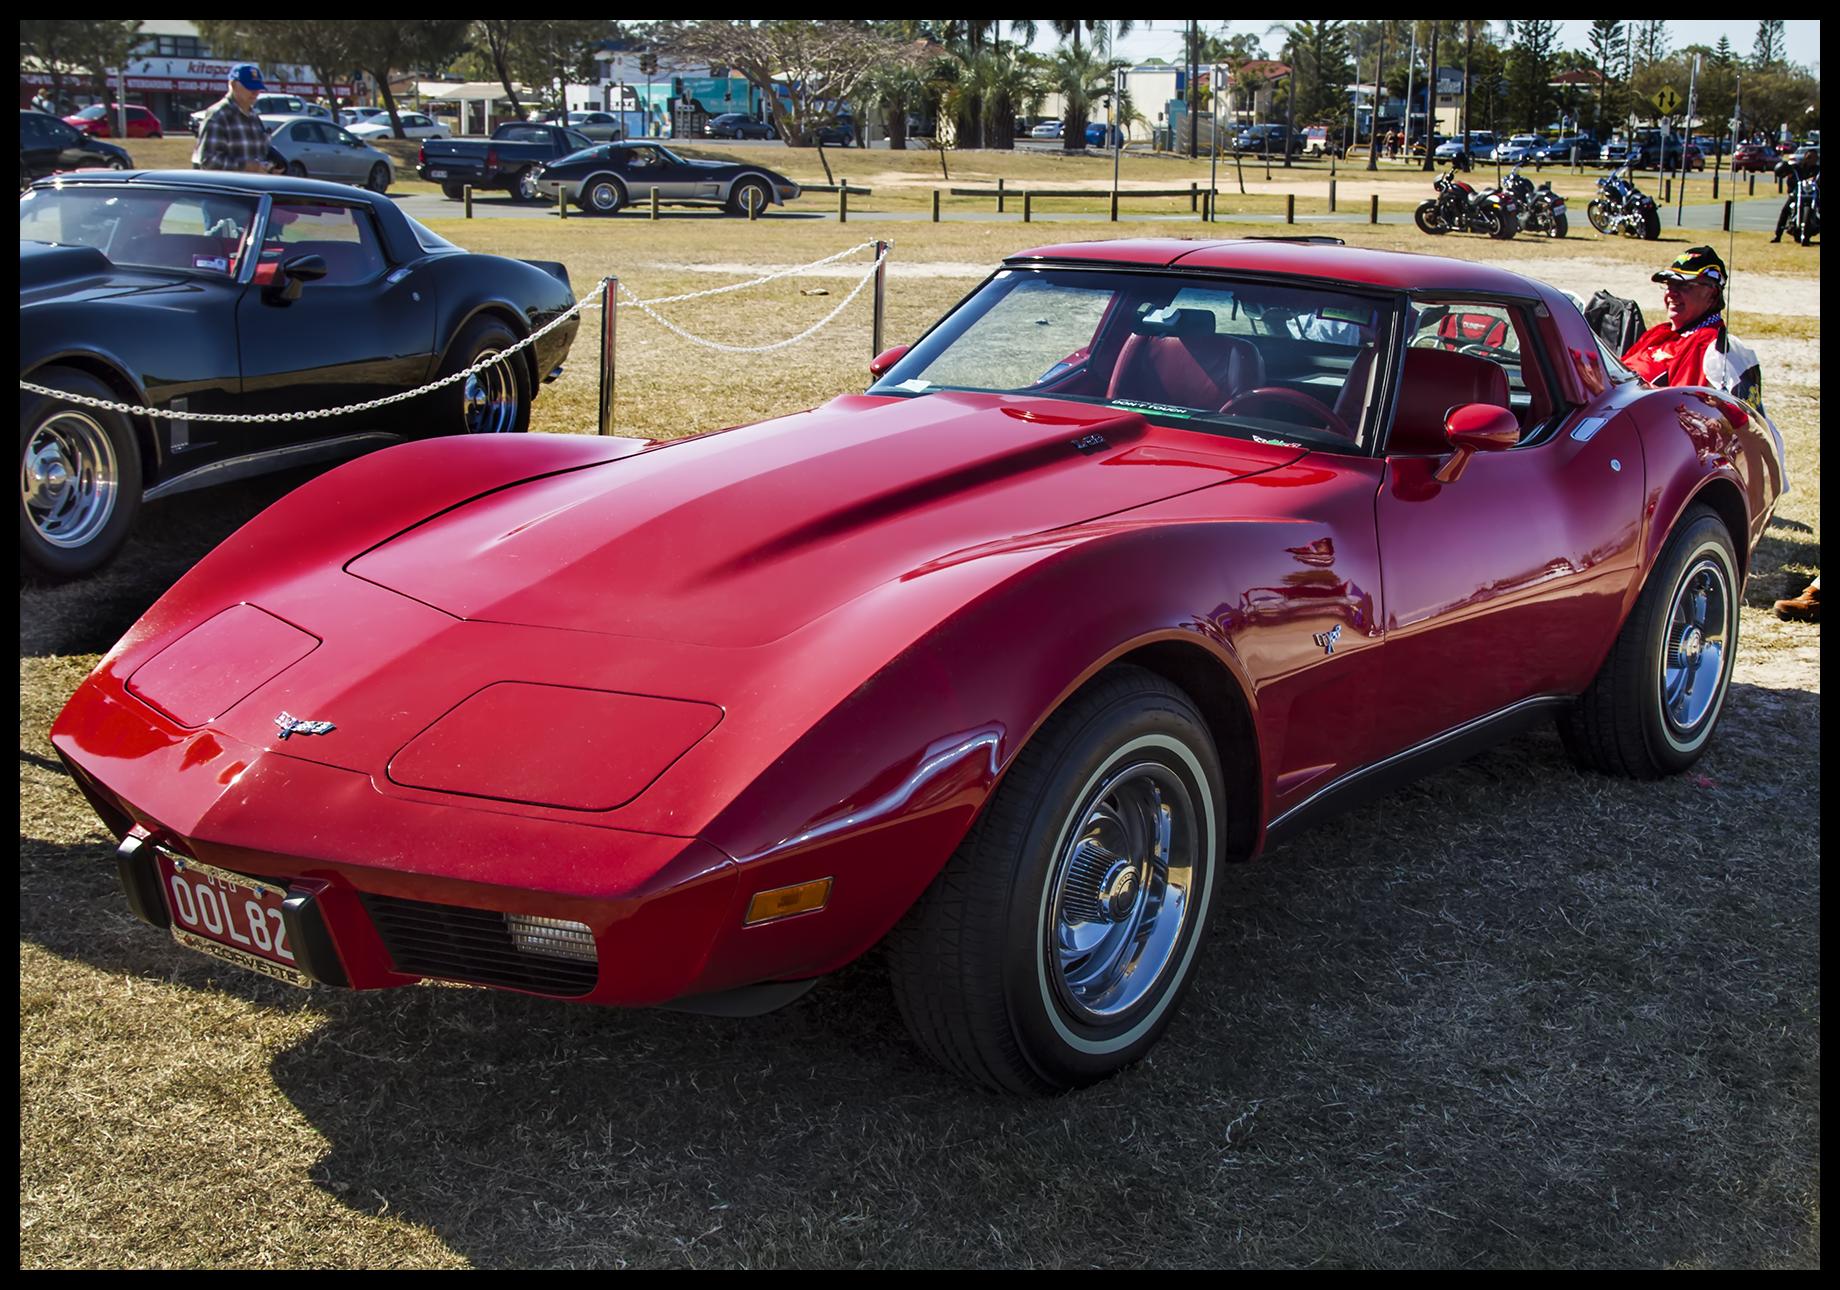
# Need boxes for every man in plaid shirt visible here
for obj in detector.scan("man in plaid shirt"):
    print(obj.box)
[191,63,281,173]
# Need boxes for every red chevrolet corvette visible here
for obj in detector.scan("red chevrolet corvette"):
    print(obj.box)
[52,237,1787,1093]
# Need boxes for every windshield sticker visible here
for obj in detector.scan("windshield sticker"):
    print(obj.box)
[1252,434,1302,448]
[894,378,932,392]
[1110,398,1196,419]
[191,255,230,273]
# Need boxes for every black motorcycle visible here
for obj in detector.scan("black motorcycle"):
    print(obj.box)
[1586,163,1660,240]
[1784,169,1820,245]
[1415,167,1519,239]
[1500,163,1568,237]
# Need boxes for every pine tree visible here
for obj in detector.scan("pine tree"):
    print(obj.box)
[1751,20,1784,68]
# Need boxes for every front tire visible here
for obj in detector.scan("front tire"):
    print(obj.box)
[513,166,544,203]
[19,368,143,580]
[1414,200,1448,234]
[1587,199,1611,234]
[437,318,531,436]
[727,178,771,217]
[1558,505,1739,778]
[888,665,1224,1094]
[366,163,390,193]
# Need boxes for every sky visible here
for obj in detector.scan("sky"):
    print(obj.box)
[1023,21,1820,76]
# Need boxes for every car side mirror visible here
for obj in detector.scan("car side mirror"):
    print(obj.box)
[268,253,328,303]
[1433,403,1520,484]
[869,344,910,380]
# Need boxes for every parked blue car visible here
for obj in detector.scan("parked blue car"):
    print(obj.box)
[1085,122,1123,147]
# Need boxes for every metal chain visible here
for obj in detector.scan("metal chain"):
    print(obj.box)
[18,242,892,423]
[616,244,890,354]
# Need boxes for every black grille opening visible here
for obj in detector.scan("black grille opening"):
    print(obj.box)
[361,894,599,996]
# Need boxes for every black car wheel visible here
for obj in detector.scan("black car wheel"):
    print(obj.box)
[106,155,130,171]
[286,161,308,178]
[1560,505,1739,778]
[888,665,1224,1094]
[438,317,530,435]
[19,367,143,580]
[441,182,466,200]
[366,163,390,193]
[727,178,772,217]
[578,175,625,215]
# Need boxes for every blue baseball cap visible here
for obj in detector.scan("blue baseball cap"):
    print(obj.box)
[230,64,266,92]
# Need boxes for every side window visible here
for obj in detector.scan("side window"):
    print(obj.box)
[259,201,387,284]
[289,122,316,143]
[1407,298,1556,435]
[566,130,593,151]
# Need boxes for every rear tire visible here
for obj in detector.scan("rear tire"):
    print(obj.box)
[286,160,307,178]
[887,665,1224,1094]
[366,163,390,193]
[1639,207,1661,240]
[1549,211,1568,238]
[1491,209,1519,239]
[19,367,143,581]
[1558,505,1739,778]
[437,318,531,436]
[441,182,466,200]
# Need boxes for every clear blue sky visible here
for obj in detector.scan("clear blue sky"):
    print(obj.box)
[1023,21,1820,76]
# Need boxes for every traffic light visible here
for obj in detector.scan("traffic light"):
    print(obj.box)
[639,52,657,76]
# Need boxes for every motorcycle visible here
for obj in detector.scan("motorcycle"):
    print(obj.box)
[1784,169,1820,245]
[1586,163,1660,240]
[1500,163,1568,237]
[1415,167,1519,239]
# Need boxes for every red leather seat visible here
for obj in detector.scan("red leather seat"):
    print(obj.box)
[1386,348,1510,454]
[1107,309,1264,409]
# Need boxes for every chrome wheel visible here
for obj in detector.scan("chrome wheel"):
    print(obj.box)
[460,351,519,433]
[587,180,621,213]
[1659,555,1732,739]
[516,167,541,201]
[22,411,119,549]
[1046,760,1198,1024]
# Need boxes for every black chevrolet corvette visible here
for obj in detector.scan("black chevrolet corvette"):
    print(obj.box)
[19,170,579,578]
[535,140,802,216]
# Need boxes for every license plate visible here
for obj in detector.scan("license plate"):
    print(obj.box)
[155,849,312,988]
[429,168,448,178]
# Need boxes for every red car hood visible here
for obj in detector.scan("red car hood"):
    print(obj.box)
[348,392,1303,646]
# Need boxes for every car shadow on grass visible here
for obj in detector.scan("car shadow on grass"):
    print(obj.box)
[19,683,1820,1268]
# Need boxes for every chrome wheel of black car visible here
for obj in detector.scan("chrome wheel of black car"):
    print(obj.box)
[514,166,543,203]
[461,350,520,434]
[584,177,624,214]
[18,367,143,580]
[889,665,1223,1094]
[439,318,532,436]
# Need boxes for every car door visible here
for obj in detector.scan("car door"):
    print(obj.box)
[234,198,439,442]
[1372,297,1646,752]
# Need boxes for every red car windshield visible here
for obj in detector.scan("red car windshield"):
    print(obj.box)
[870,266,1393,451]
[19,186,259,278]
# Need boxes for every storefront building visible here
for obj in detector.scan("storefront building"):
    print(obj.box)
[22,56,354,132]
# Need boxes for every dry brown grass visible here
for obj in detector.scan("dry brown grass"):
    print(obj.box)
[19,212,1819,1268]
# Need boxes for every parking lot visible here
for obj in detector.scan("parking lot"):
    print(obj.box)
[20,165,1822,1268]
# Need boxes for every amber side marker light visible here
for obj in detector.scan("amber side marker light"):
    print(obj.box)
[745,878,833,926]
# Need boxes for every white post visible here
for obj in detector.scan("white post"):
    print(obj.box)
[1209,64,1220,221]
[1676,54,1700,226]
[1403,27,1417,156]
[1112,68,1123,197]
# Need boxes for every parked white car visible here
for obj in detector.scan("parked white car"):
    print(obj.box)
[266,116,396,191]
[1493,133,1542,163]
[190,93,329,134]
[347,112,451,141]
[339,107,389,128]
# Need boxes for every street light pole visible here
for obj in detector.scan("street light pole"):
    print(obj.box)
[1209,63,1220,218]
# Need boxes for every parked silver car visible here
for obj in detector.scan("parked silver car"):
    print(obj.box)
[266,117,396,191]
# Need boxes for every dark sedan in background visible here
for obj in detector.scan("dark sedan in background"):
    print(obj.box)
[19,170,579,578]
[20,110,131,188]
[536,140,801,215]
[707,113,775,140]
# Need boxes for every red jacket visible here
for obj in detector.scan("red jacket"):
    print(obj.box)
[1621,319,1721,389]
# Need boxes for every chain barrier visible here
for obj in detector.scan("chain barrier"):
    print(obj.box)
[18,242,892,425]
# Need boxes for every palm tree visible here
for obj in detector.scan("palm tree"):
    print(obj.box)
[965,40,1048,151]
[1048,41,1127,152]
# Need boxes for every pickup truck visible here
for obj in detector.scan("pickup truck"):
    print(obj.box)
[417,122,597,201]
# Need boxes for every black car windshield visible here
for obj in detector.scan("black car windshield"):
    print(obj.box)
[869,266,1391,451]
[19,186,259,278]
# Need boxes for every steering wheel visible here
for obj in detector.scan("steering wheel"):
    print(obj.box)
[1217,386,1354,440]
[1458,342,1516,363]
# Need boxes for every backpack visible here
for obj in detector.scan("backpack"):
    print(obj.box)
[1584,289,1646,355]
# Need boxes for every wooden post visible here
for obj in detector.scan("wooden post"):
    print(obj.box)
[931,188,941,222]
[1329,178,1337,212]
[464,184,474,218]
[1723,200,1733,231]
[1286,193,1295,224]
[1199,189,1210,222]
[871,240,887,358]
[557,186,566,220]
[1712,167,1719,199]
[1189,181,1198,211]
[1369,192,1379,224]
[1748,171,1755,196]
[596,276,617,436]
[838,180,848,223]
[997,176,1005,213]
[1663,176,1671,203]
[1109,188,1118,221]
[650,187,659,220]
[1234,149,1245,195]
[1023,191,1032,223]
[747,185,760,220]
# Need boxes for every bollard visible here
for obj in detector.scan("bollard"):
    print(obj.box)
[1749,172,1755,196]
[871,240,888,358]
[1329,178,1337,212]
[651,187,659,220]
[1109,189,1119,222]
[997,176,1005,214]
[557,186,566,220]
[1286,193,1295,224]
[596,276,617,436]
[1570,146,1579,172]
[747,185,760,221]
[1023,191,1032,223]
[1369,192,1379,224]
[1190,181,1198,212]
[1663,177,1671,203]
[1199,189,1210,222]
[1712,168,1719,199]
[931,188,941,222]
[838,180,847,223]
[464,184,474,218]
[1723,200,1733,232]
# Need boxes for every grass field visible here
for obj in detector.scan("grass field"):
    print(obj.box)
[19,208,1820,1267]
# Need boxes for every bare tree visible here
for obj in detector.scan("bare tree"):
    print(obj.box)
[344,20,470,136]
[471,19,524,118]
